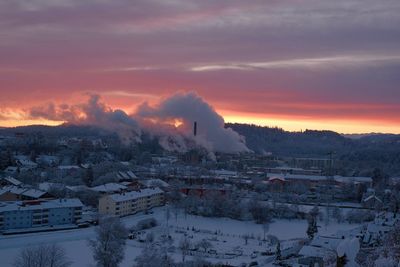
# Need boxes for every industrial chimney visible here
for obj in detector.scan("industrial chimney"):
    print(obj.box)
[193,121,197,137]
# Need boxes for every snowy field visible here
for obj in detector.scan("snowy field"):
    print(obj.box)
[0,206,360,267]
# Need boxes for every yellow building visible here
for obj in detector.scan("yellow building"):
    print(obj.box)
[98,188,164,217]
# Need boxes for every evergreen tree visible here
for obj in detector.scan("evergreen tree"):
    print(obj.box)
[83,166,94,186]
[276,241,282,261]
[307,206,319,240]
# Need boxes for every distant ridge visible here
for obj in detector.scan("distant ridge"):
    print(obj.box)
[0,124,110,138]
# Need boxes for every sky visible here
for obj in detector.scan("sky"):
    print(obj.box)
[0,0,400,133]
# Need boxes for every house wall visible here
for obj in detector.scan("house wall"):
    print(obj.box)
[2,210,33,229]
[0,205,82,231]
[99,196,117,215]
[0,192,20,201]
[99,192,165,217]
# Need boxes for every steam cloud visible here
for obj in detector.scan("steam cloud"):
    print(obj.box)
[29,95,141,143]
[136,92,250,153]
[28,92,250,154]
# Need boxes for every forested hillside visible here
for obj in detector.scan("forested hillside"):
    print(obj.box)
[228,123,400,176]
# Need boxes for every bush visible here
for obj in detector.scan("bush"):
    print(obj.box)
[345,209,374,223]
[135,218,158,231]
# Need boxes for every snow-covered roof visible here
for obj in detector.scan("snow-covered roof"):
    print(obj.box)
[38,182,65,192]
[268,176,286,182]
[299,245,336,258]
[139,179,170,188]
[3,186,25,195]
[0,186,48,199]
[311,236,343,250]
[80,164,91,169]
[65,185,89,192]
[58,165,81,170]
[334,226,364,239]
[90,183,127,193]
[22,188,48,198]
[0,198,83,213]
[4,166,18,173]
[363,195,383,203]
[1,177,22,186]
[212,169,238,177]
[107,187,163,202]
[37,155,58,163]
[266,173,372,183]
[15,157,38,167]
[117,171,137,180]
[0,188,9,196]
[334,176,372,184]
[127,171,137,178]
[273,167,305,171]
[366,223,390,233]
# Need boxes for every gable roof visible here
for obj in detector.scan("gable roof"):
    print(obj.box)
[0,186,48,199]
[0,177,22,186]
[363,195,383,203]
[91,183,127,193]
[299,245,336,259]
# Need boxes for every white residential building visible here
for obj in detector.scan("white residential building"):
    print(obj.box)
[99,188,164,217]
[0,198,83,232]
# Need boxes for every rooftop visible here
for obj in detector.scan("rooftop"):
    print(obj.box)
[107,187,163,202]
[0,198,83,212]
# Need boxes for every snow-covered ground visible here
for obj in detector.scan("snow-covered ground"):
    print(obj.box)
[0,207,360,267]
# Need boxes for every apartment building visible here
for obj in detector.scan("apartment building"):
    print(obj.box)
[99,188,164,217]
[0,198,83,232]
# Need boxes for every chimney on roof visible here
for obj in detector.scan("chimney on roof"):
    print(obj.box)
[193,121,197,137]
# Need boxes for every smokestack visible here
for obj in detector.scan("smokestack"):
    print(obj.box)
[193,121,197,137]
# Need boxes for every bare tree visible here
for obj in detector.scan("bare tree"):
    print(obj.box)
[165,207,171,234]
[243,234,250,245]
[179,236,191,262]
[89,216,128,267]
[307,206,319,240]
[13,244,71,267]
[262,222,270,241]
[134,245,174,267]
[276,241,282,261]
[173,206,179,222]
[145,232,154,243]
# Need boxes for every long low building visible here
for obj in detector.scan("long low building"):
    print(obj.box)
[266,173,372,187]
[0,198,83,232]
[99,188,164,217]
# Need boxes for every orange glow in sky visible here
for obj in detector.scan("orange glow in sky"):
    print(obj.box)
[222,114,400,134]
[1,1,400,134]
[0,119,64,128]
[1,104,399,134]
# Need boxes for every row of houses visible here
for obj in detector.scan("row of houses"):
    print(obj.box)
[0,174,167,233]
[0,177,53,202]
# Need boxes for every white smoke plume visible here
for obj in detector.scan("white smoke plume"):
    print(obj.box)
[29,95,141,143]
[28,92,250,154]
[135,92,250,153]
